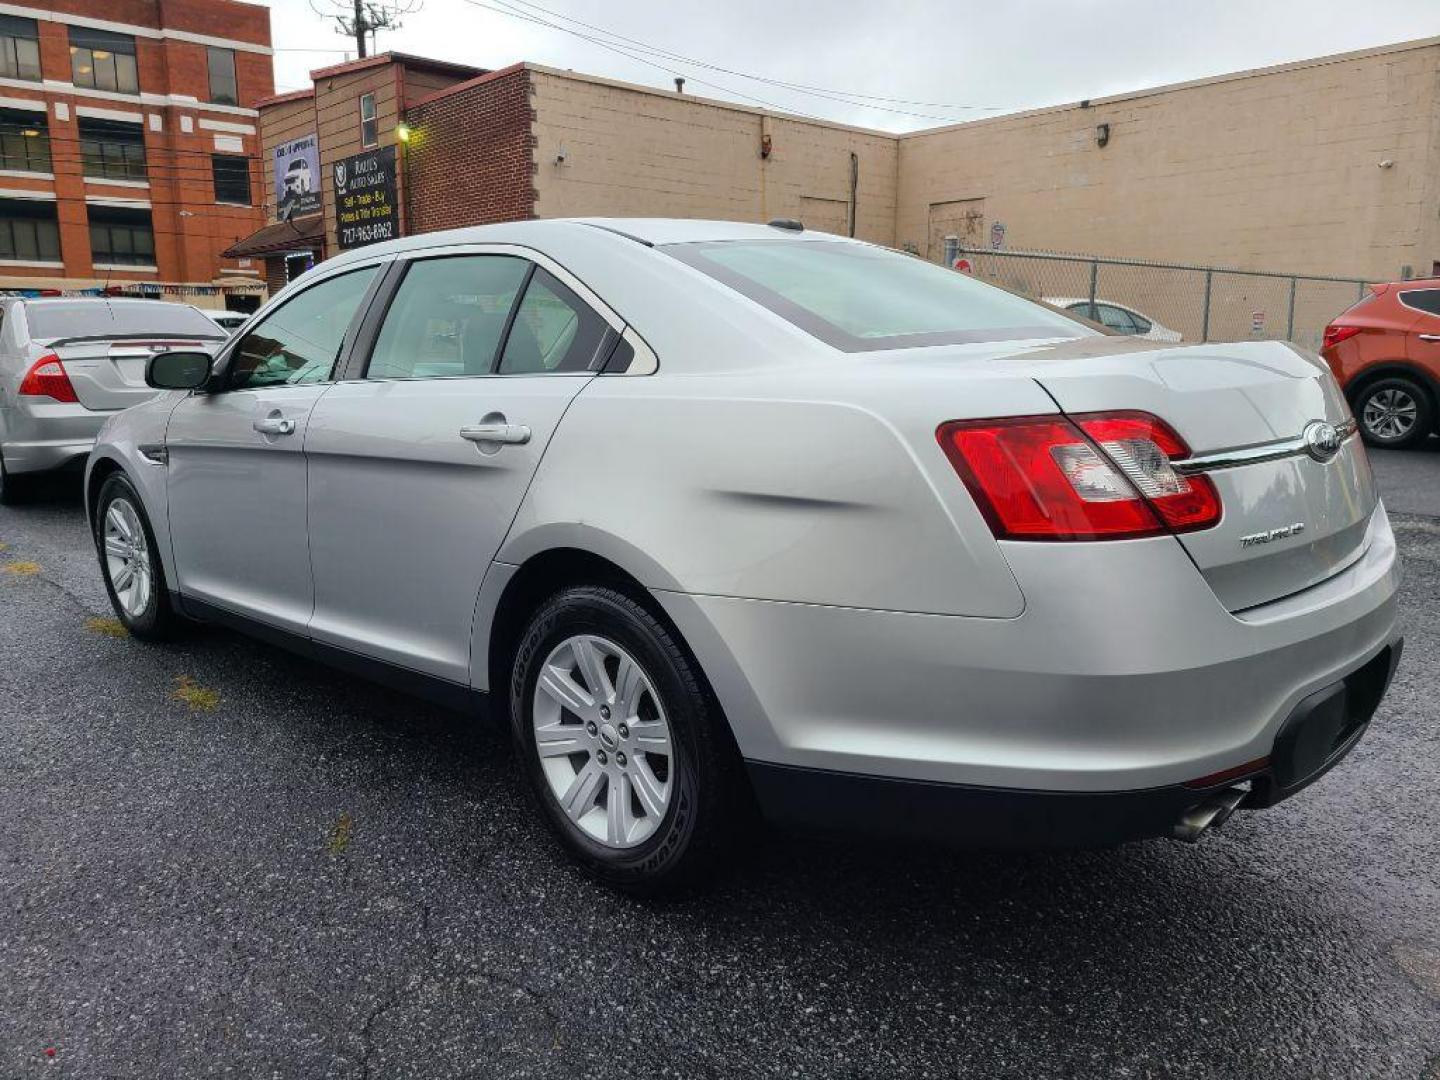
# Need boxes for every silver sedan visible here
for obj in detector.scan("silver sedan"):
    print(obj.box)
[85,219,1402,891]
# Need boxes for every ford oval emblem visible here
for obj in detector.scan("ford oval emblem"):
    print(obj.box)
[1302,420,1342,463]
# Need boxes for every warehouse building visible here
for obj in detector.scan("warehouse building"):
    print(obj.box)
[233,36,1440,291]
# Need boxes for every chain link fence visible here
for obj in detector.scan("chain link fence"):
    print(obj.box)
[943,243,1371,351]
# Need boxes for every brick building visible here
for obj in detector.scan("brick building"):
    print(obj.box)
[0,0,272,311]
[243,37,1440,291]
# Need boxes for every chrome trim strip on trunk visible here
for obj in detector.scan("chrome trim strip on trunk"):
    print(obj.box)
[1173,420,1357,476]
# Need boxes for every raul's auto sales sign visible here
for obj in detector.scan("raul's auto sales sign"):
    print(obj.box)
[334,146,398,250]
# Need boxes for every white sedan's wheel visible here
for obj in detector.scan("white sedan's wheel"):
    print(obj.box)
[103,497,153,618]
[511,585,746,892]
[94,473,182,641]
[532,634,674,848]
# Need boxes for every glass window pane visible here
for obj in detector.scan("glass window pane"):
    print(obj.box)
[231,266,379,389]
[14,36,38,80]
[207,47,236,105]
[36,219,58,260]
[499,268,610,374]
[367,256,529,380]
[12,218,36,260]
[667,240,1089,352]
[116,52,138,93]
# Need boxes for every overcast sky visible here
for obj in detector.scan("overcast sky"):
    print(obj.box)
[260,0,1440,132]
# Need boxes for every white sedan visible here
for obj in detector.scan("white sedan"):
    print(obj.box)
[1045,297,1184,341]
[84,219,1399,891]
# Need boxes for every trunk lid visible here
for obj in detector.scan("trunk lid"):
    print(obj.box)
[1002,336,1377,611]
[46,338,215,412]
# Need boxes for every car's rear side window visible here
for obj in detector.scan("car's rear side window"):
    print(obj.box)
[665,239,1091,352]
[1399,288,1440,317]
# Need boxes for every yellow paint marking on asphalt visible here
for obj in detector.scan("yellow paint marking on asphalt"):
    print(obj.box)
[1,560,41,576]
[328,812,354,856]
[171,675,219,711]
[84,617,129,639]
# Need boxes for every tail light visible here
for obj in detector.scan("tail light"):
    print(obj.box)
[1322,324,1361,351]
[936,411,1220,541]
[17,353,78,403]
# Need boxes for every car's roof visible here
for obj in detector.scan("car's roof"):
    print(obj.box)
[319,217,854,273]
[18,296,190,308]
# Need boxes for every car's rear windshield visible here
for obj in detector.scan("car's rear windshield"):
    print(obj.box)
[25,301,225,341]
[664,239,1093,352]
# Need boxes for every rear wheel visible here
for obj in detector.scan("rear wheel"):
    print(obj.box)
[94,473,183,640]
[509,585,742,893]
[1354,376,1433,449]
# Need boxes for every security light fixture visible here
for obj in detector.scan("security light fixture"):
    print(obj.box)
[1096,123,1111,148]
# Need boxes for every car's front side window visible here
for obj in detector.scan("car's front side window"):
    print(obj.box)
[366,255,530,380]
[228,266,379,391]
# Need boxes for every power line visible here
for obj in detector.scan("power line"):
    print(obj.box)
[479,0,1009,125]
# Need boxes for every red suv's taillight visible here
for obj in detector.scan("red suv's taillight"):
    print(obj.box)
[1322,324,1361,351]
[17,353,78,403]
[936,411,1221,541]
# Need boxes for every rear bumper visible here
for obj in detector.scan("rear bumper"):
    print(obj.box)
[1,401,107,474]
[659,502,1400,798]
[747,639,1402,846]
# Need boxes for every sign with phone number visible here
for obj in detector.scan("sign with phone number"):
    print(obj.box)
[334,145,398,251]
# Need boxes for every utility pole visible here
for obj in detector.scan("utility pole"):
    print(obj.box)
[311,0,421,59]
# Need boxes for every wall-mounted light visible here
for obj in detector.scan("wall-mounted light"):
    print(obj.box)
[396,123,412,142]
[1377,159,1394,169]
[1095,123,1111,148]
[760,133,772,160]
[555,141,567,164]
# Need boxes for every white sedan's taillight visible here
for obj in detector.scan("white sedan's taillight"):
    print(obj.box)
[936,411,1221,541]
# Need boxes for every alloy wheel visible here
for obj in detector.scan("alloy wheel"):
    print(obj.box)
[531,633,674,849]
[103,498,153,618]
[1362,387,1419,442]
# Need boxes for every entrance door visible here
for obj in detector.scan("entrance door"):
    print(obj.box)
[165,263,381,632]
[305,251,616,685]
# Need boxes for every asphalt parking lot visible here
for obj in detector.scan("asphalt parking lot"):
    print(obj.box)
[1,446,1437,1080]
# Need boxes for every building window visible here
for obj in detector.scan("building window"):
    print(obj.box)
[212,154,251,205]
[359,92,378,148]
[0,107,49,173]
[207,46,237,106]
[0,198,60,262]
[70,27,139,95]
[78,118,147,182]
[0,15,41,82]
[88,205,154,267]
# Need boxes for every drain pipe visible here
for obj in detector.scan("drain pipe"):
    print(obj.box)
[848,151,859,237]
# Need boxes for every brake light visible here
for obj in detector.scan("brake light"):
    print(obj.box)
[17,353,78,403]
[1322,324,1361,350]
[937,411,1221,541]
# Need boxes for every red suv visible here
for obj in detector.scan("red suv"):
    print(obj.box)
[1321,279,1440,449]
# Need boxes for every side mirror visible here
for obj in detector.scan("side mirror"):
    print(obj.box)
[146,350,213,390]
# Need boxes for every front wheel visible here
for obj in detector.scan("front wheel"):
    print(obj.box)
[509,585,743,893]
[94,473,183,640]
[1354,376,1434,449]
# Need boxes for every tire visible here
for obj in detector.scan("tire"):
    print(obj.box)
[509,585,743,893]
[94,472,183,641]
[0,449,34,506]
[1353,376,1434,449]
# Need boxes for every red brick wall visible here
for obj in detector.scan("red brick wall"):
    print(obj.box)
[405,65,535,234]
[0,0,273,294]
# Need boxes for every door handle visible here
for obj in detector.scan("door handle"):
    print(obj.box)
[253,416,296,436]
[1419,334,1440,342]
[460,422,530,445]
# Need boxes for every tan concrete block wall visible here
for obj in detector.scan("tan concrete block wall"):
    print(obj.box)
[897,40,1440,280]
[530,69,898,245]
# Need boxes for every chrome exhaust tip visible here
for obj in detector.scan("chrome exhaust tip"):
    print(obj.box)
[1171,785,1249,843]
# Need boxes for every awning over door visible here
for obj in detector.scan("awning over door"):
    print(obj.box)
[222,215,324,258]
